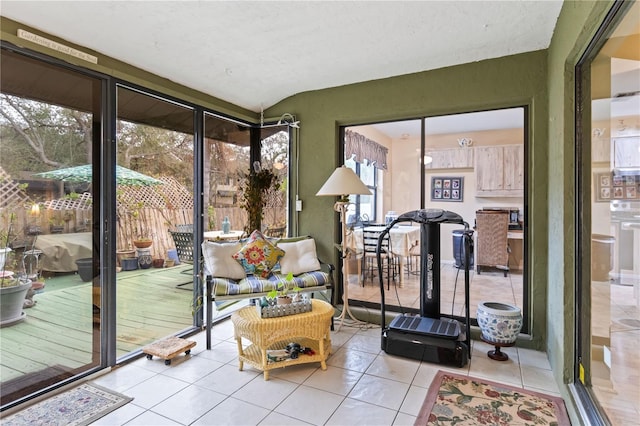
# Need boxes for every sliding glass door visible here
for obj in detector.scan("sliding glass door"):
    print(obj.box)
[0,48,102,407]
[115,85,196,359]
[575,1,639,423]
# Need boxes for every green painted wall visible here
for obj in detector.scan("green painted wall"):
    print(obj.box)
[267,50,550,350]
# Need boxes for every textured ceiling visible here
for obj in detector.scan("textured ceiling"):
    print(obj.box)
[1,1,563,113]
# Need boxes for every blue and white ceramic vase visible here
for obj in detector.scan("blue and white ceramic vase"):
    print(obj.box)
[477,301,522,345]
[136,248,152,269]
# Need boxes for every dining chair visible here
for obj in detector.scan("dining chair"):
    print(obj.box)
[362,227,398,289]
[169,230,194,264]
[168,230,196,285]
[405,239,421,277]
[475,210,510,277]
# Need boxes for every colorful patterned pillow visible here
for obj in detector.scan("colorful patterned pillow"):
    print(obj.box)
[232,230,285,278]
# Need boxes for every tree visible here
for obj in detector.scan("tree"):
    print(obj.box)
[0,94,91,175]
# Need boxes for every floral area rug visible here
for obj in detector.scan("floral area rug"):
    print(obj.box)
[2,383,132,426]
[416,370,570,425]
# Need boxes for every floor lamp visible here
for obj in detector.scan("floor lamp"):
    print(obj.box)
[317,166,372,330]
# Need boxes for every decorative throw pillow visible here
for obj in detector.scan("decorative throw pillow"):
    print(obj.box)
[233,230,285,278]
[201,241,246,280]
[277,238,321,275]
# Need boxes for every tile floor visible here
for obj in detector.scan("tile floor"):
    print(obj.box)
[90,319,559,426]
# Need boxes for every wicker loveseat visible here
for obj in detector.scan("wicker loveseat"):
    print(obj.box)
[202,232,334,349]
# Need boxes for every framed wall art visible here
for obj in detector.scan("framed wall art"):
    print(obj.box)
[431,176,464,202]
[594,171,640,202]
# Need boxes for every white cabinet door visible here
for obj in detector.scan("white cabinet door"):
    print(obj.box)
[475,145,524,197]
[503,145,524,191]
[426,148,474,169]
[613,137,640,168]
[475,146,504,192]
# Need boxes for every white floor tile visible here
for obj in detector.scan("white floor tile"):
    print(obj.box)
[366,354,420,384]
[124,409,183,425]
[393,412,418,426]
[91,365,157,393]
[517,347,552,370]
[160,354,224,382]
[91,401,146,425]
[521,365,561,394]
[275,384,345,425]
[326,347,377,372]
[325,397,397,426]
[348,374,410,411]
[232,375,298,410]
[124,374,190,409]
[194,363,260,395]
[342,333,382,355]
[150,384,227,424]
[258,411,314,425]
[411,363,441,389]
[468,353,523,387]
[198,339,243,364]
[192,397,270,425]
[267,363,318,384]
[399,385,429,416]
[303,366,363,396]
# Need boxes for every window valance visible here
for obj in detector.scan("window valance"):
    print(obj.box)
[345,130,388,170]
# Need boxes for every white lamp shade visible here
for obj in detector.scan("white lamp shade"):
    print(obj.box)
[316,166,372,197]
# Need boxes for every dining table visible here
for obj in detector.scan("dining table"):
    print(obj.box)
[349,224,420,287]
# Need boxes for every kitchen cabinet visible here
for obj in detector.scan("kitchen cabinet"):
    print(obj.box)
[592,137,611,163]
[425,148,474,169]
[475,145,524,197]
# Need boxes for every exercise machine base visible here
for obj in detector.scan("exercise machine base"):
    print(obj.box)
[382,328,469,368]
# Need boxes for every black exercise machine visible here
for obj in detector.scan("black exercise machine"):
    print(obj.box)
[376,209,473,367]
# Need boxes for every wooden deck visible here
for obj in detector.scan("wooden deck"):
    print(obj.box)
[0,264,195,384]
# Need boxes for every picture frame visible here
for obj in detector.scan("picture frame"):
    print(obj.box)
[431,176,463,202]
[594,172,640,202]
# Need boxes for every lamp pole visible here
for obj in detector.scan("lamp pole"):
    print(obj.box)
[334,200,366,330]
[316,165,372,330]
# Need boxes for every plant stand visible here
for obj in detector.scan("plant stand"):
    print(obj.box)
[481,335,514,361]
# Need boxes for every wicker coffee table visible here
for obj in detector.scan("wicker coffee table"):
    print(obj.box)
[231,299,334,380]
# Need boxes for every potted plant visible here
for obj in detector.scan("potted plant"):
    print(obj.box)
[238,161,279,235]
[75,257,95,282]
[49,214,65,234]
[1,213,32,326]
[266,272,302,305]
[130,203,154,249]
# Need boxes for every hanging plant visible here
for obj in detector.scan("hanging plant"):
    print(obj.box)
[239,161,279,234]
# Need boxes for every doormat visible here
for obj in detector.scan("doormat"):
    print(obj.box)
[2,383,133,426]
[415,370,570,425]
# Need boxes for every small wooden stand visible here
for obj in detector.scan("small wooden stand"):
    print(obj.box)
[142,336,196,365]
[481,336,514,361]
